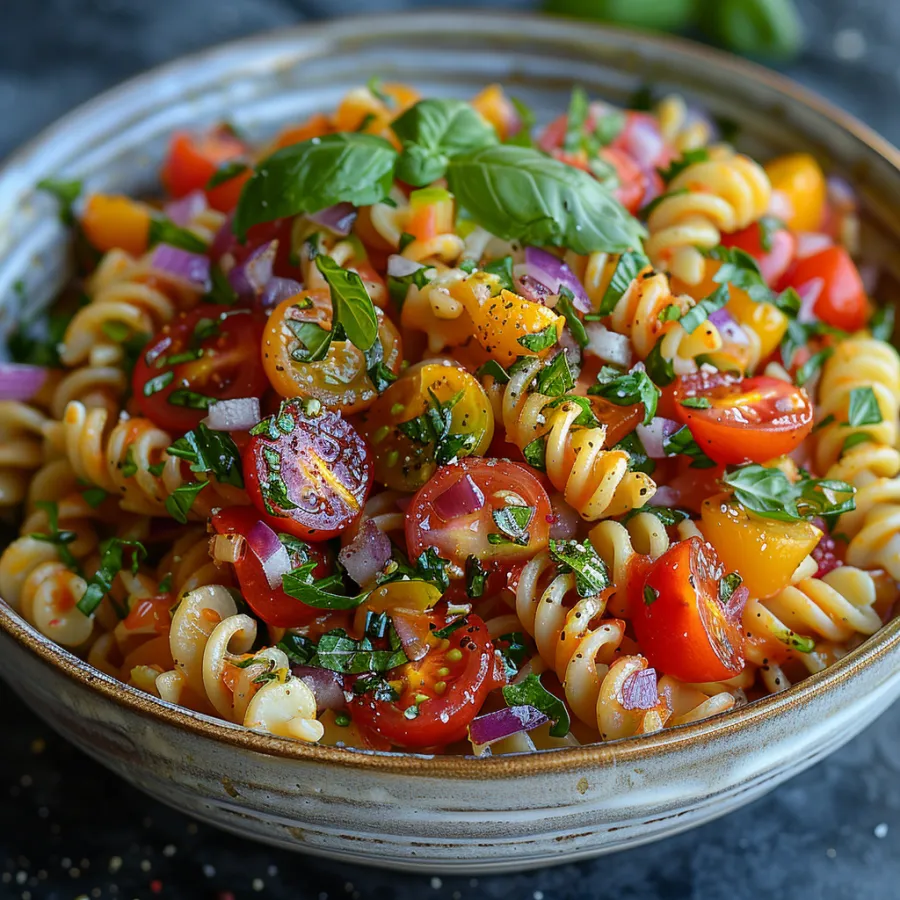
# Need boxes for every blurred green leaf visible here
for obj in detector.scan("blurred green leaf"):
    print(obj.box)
[699,0,803,60]
[544,0,698,33]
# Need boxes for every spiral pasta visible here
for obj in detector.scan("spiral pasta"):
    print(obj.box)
[645,148,771,285]
[655,95,714,154]
[0,401,52,507]
[500,357,656,520]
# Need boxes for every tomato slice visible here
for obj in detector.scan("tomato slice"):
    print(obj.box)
[674,371,813,466]
[211,507,332,626]
[161,128,249,213]
[630,537,747,683]
[132,306,269,433]
[406,458,551,573]
[243,398,373,541]
[360,362,494,492]
[349,612,502,749]
[778,246,869,333]
[721,221,797,286]
[262,290,402,415]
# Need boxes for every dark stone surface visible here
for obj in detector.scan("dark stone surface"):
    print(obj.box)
[2,1,900,898]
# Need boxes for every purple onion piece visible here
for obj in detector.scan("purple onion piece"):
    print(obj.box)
[291,666,345,712]
[433,474,485,521]
[244,519,291,590]
[468,705,550,748]
[150,243,211,290]
[309,202,358,237]
[164,190,207,227]
[0,363,48,402]
[228,239,277,301]
[621,667,659,711]
[259,276,304,310]
[707,308,750,347]
[338,519,392,588]
[522,246,590,311]
[636,417,680,459]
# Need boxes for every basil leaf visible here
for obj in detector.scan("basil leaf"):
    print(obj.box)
[795,347,834,387]
[415,547,450,593]
[645,338,675,387]
[81,487,107,509]
[719,572,743,605]
[658,148,710,184]
[164,481,208,524]
[475,359,510,384]
[147,217,207,253]
[680,397,711,409]
[167,424,244,488]
[847,386,883,427]
[286,319,333,363]
[622,504,689,526]
[543,395,600,428]
[534,353,575,397]
[234,133,398,239]
[555,286,588,349]
[663,426,717,468]
[392,99,498,186]
[315,254,378,352]
[595,250,650,317]
[870,306,895,342]
[316,627,408,675]
[30,501,80,572]
[643,585,659,606]
[679,284,729,335]
[594,111,626,147]
[490,504,535,546]
[496,632,530,679]
[614,431,655,476]
[549,538,610,598]
[277,634,319,666]
[482,255,515,293]
[563,86,590,154]
[77,538,147,617]
[387,263,434,307]
[506,97,536,147]
[523,436,547,471]
[205,263,240,306]
[206,160,249,189]
[465,555,488,599]
[708,245,773,304]
[517,323,559,353]
[432,616,470,640]
[588,365,660,424]
[502,674,570,738]
[37,177,82,225]
[446,144,645,255]
[282,562,362,609]
[396,388,476,466]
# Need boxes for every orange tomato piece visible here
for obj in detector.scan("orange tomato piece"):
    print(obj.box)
[764,152,826,233]
[80,194,151,255]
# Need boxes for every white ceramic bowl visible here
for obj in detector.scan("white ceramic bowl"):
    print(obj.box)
[2,11,900,874]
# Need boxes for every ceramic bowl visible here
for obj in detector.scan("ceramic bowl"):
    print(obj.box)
[2,11,900,875]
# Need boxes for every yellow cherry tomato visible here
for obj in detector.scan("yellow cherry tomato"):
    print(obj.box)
[80,194,151,256]
[455,277,565,366]
[360,362,494,492]
[333,82,420,142]
[471,84,518,140]
[262,289,403,415]
[765,153,826,233]
[363,581,443,616]
[699,493,822,599]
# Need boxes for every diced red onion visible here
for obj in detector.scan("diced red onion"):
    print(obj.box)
[338,519,391,588]
[708,308,749,346]
[797,278,824,323]
[794,232,833,260]
[636,417,680,459]
[514,271,553,305]
[649,485,680,508]
[204,397,260,432]
[0,363,48,401]
[585,322,633,368]
[150,243,211,290]
[468,705,549,748]
[387,255,426,278]
[768,189,793,222]
[548,492,580,540]
[309,203,357,237]
[228,239,277,301]
[164,190,207,227]
[259,276,303,310]
[621,667,659,710]
[723,585,749,623]
[245,519,291,590]
[433,473,485,521]
[392,611,431,662]
[620,117,665,171]
[210,211,236,261]
[826,175,857,214]
[291,666,345,712]
[520,247,590,311]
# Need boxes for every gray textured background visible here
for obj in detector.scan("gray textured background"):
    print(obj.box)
[2,1,900,899]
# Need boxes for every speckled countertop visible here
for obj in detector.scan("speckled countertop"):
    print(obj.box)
[2,1,900,898]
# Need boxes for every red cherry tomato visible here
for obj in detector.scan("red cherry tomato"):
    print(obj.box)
[243,398,372,541]
[779,246,869,332]
[161,128,250,212]
[630,537,747,683]
[132,306,269,433]
[406,458,552,573]
[600,146,659,214]
[721,221,797,286]
[610,111,677,170]
[350,612,502,749]
[674,371,814,465]
[211,507,331,626]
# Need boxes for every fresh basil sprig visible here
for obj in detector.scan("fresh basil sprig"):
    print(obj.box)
[77,538,148,617]
[589,249,650,318]
[588,364,660,424]
[233,133,398,238]
[315,254,379,352]
[282,561,364,610]
[446,144,646,255]
[392,98,498,186]
[549,538,610,598]
[502,674,570,737]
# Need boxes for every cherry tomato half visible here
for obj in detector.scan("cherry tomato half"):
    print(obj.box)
[778,245,869,333]
[674,371,814,466]
[361,362,494,492]
[721,221,797,286]
[630,537,747,684]
[132,306,269,433]
[243,398,373,541]
[350,611,502,749]
[263,290,402,415]
[406,458,552,573]
[211,507,331,627]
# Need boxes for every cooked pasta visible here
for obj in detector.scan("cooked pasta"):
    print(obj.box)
[1,81,896,755]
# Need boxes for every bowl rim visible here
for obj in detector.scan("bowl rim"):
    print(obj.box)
[3,9,900,778]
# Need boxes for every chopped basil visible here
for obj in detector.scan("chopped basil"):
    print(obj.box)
[663,426,717,469]
[549,538,610,598]
[29,501,80,571]
[593,249,650,317]
[842,432,873,454]
[847,386,883,427]
[475,359,510,385]
[490,504,535,546]
[496,631,530,680]
[502,674,570,738]
[465,555,488,599]
[37,177,82,225]
[870,306,895,342]
[164,481,208,524]
[723,464,855,522]
[147,216,207,253]
[387,263,434,307]
[121,447,138,479]
[523,436,547,471]
[396,388,476,467]
[680,396,712,409]
[506,97,537,148]
[367,76,393,107]
[482,255,515,293]
[563,86,590,154]
[277,633,318,666]
[555,286,588,349]
[234,133,398,239]
[588,364,660,424]
[622,504,690,526]
[399,231,416,252]
[679,284,729,335]
[142,371,174,397]
[205,263,240,306]
[446,144,645,255]
[415,547,450,593]
[644,338,675,387]
[643,585,659,606]
[315,626,408,675]
[795,348,834,387]
[167,423,243,488]
[718,572,743,605]
[77,538,148,617]
[707,245,773,304]
[773,286,802,317]
[206,160,249,189]
[613,431,655,476]
[148,461,166,477]
[517,323,559,353]
[81,487,107,509]
[352,675,400,702]
[593,111,626,147]
[458,258,477,274]
[543,394,600,428]
[286,318,333,363]
[757,215,785,253]
[8,308,72,368]
[282,561,363,609]
[534,353,575,397]
[168,388,213,410]
[315,254,378,353]
[432,616,470,640]
[657,148,710,184]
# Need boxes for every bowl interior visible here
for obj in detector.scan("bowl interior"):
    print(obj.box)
[1,11,900,768]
